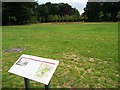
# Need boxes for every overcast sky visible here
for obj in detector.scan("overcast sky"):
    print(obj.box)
[37,0,88,14]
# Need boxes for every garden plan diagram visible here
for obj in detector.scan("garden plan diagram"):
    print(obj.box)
[8,54,59,85]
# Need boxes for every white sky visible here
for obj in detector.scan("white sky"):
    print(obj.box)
[37,0,88,14]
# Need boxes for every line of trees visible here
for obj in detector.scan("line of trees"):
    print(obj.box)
[2,2,80,25]
[2,2,120,25]
[36,2,80,23]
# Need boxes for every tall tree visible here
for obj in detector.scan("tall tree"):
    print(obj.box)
[2,2,38,25]
[83,2,120,22]
[83,2,101,22]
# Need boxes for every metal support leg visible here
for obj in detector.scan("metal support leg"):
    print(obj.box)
[24,77,30,90]
[45,83,50,90]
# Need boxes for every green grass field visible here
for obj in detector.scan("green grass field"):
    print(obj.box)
[2,22,119,88]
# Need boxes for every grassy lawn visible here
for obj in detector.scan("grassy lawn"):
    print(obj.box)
[2,22,119,88]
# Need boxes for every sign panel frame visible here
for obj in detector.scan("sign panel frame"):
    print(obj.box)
[8,54,59,85]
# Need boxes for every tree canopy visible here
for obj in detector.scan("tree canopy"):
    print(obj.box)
[2,2,120,25]
[2,2,38,25]
[2,2,80,25]
[83,2,120,22]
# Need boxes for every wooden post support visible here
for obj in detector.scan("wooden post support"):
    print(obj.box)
[45,83,50,90]
[24,77,30,90]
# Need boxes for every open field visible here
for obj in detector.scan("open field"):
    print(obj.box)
[2,22,119,88]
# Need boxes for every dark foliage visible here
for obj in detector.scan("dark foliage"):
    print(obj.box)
[2,2,80,25]
[2,2,38,25]
[2,2,120,25]
[83,2,120,22]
